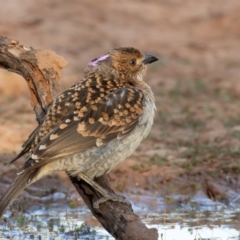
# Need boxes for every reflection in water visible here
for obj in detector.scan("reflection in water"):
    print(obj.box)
[1,209,240,239]
[155,224,239,240]
[0,193,240,239]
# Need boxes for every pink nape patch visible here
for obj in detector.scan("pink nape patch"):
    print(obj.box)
[88,54,109,66]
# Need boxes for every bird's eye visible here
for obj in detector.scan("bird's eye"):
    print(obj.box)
[130,59,136,66]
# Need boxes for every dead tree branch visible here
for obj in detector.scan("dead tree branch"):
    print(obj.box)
[0,36,158,240]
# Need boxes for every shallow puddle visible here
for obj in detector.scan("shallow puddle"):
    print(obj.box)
[0,193,240,239]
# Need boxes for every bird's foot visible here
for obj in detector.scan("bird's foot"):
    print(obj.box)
[77,173,131,208]
[93,192,131,209]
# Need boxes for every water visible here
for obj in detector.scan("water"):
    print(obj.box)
[1,192,240,239]
[145,211,240,240]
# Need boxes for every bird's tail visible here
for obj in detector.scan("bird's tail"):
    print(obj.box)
[0,170,37,217]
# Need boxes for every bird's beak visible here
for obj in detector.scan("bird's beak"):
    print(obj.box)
[142,54,158,65]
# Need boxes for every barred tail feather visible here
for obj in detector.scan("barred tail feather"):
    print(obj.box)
[0,170,37,216]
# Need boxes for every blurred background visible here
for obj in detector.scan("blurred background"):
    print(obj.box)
[1,0,240,217]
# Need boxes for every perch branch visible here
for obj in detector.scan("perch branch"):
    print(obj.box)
[0,35,158,240]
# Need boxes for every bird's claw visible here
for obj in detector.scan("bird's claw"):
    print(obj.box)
[93,193,131,209]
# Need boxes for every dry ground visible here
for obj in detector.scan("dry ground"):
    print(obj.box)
[1,0,240,209]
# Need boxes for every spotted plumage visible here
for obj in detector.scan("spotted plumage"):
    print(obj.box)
[0,47,158,215]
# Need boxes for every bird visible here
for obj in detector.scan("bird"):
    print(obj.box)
[0,47,158,216]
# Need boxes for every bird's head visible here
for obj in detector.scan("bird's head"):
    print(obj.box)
[87,47,158,82]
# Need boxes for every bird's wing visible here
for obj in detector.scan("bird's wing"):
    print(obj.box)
[9,81,81,164]
[9,125,41,164]
[20,87,145,172]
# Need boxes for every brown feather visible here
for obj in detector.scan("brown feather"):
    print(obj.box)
[0,169,38,216]
[19,84,144,171]
[8,125,41,164]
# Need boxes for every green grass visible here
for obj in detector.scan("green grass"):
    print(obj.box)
[149,154,168,166]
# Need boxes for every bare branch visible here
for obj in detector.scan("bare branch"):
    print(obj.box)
[0,36,67,123]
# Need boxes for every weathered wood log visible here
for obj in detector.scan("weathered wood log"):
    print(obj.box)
[0,36,158,240]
